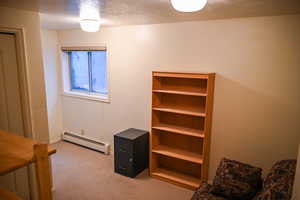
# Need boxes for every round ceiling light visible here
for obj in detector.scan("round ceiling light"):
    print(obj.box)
[170,0,207,12]
[80,19,101,32]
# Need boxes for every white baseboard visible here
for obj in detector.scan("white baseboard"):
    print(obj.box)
[62,132,110,154]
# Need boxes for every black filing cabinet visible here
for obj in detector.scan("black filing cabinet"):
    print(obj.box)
[114,128,149,178]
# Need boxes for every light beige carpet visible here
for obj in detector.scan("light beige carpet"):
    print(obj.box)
[51,141,194,200]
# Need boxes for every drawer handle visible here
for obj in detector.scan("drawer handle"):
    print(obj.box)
[119,166,127,170]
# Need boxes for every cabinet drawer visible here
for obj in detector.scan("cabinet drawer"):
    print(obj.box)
[114,137,133,155]
[114,137,133,167]
[115,164,133,177]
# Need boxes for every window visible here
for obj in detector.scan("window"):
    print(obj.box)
[62,48,108,101]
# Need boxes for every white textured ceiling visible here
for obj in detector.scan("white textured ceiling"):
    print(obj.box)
[0,0,300,29]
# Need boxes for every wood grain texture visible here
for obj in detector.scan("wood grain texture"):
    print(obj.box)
[152,168,201,190]
[152,123,204,138]
[34,144,53,200]
[201,73,215,182]
[153,89,207,97]
[150,72,215,190]
[152,106,206,117]
[0,187,22,200]
[152,145,203,164]
[0,130,56,200]
[153,72,211,79]
[0,130,56,175]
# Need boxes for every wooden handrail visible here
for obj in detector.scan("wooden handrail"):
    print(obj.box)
[0,187,22,200]
[0,131,56,200]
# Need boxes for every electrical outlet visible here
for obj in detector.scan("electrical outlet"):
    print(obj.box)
[81,130,85,135]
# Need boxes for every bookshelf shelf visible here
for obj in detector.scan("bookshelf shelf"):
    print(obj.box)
[152,123,204,138]
[152,145,203,164]
[152,106,206,117]
[152,168,201,190]
[153,89,207,97]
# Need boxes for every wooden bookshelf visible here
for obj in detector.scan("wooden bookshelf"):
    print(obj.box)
[150,72,215,190]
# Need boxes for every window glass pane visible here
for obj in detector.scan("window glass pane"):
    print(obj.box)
[91,51,107,94]
[70,51,89,91]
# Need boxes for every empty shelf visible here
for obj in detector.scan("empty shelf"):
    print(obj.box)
[152,123,204,138]
[152,168,201,190]
[152,145,203,164]
[153,106,206,117]
[153,72,209,79]
[153,89,207,97]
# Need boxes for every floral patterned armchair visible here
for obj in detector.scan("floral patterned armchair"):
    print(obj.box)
[191,159,297,200]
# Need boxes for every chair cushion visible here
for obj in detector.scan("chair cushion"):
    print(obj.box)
[211,158,262,200]
[263,160,296,189]
[191,183,228,200]
[254,160,296,200]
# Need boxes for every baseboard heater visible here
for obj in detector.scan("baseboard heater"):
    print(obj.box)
[63,132,110,155]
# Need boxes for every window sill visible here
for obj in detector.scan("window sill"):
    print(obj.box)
[62,91,110,103]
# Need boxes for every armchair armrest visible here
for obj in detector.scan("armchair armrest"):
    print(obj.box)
[191,183,228,200]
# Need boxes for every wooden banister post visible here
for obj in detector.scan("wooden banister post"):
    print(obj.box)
[0,187,22,200]
[33,144,53,200]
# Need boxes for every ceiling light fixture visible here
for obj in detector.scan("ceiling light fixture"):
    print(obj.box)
[170,0,207,12]
[80,19,101,32]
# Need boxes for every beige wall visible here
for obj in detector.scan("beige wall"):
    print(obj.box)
[0,7,49,143]
[41,29,63,143]
[57,14,300,180]
[0,6,50,200]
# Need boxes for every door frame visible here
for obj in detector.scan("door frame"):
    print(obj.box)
[0,27,36,199]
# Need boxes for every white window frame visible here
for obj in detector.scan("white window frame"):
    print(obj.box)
[59,44,110,103]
